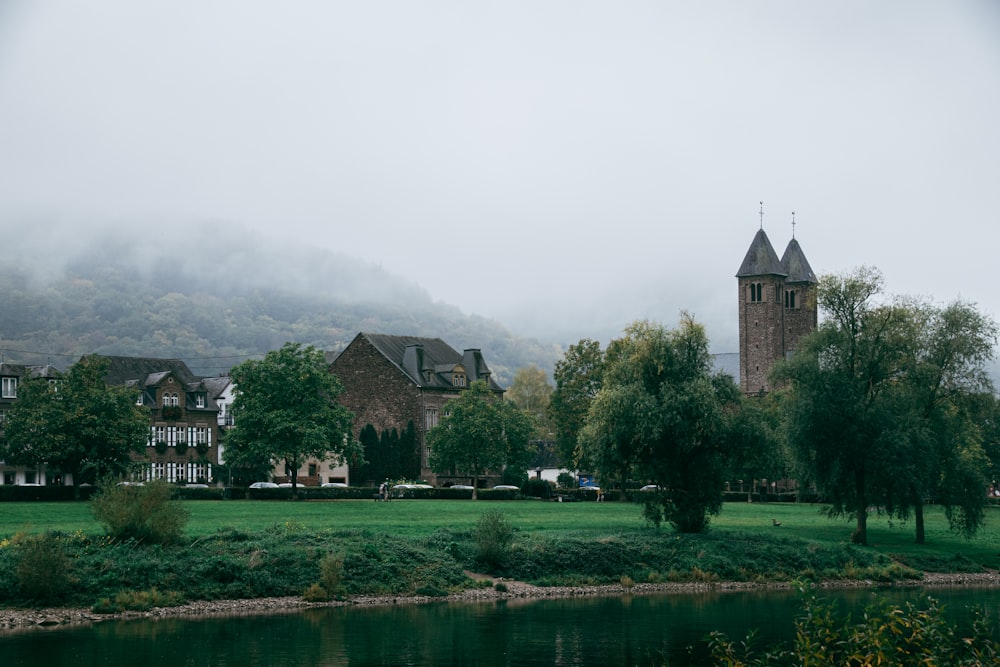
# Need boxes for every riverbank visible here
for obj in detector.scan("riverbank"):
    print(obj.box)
[3,570,998,634]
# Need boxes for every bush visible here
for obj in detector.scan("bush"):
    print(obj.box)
[522,478,554,499]
[708,588,1000,666]
[475,510,514,570]
[319,553,345,596]
[15,532,74,602]
[91,479,189,544]
[557,472,576,489]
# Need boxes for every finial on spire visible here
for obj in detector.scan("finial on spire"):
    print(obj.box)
[759,201,764,230]
[791,211,796,239]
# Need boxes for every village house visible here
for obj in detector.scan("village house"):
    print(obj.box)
[330,332,504,487]
[96,355,226,485]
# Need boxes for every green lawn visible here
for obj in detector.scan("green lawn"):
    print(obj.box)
[2,498,998,570]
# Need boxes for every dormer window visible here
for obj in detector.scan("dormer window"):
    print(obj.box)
[196,394,206,408]
[453,373,466,387]
[163,393,179,407]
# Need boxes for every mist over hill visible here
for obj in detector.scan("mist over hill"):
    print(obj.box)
[0,222,563,386]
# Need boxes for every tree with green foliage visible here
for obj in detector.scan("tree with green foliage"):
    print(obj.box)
[226,342,359,498]
[548,339,605,468]
[777,267,997,545]
[506,364,554,441]
[427,381,535,499]
[1,355,149,499]
[579,317,741,531]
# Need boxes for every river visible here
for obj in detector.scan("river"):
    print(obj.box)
[1,586,997,666]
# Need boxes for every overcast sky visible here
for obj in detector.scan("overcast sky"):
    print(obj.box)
[1,1,998,352]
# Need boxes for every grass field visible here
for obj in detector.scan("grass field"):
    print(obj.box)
[2,498,998,570]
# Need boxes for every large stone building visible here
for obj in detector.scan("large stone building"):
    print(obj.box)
[330,332,504,486]
[736,225,817,394]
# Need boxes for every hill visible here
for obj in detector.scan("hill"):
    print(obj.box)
[0,228,562,386]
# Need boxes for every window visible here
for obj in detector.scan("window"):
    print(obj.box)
[3,471,15,485]
[748,283,763,303]
[452,373,466,387]
[24,471,36,485]
[196,394,205,408]
[308,464,317,477]
[196,427,208,444]
[2,377,17,398]
[425,408,439,430]
[785,290,797,309]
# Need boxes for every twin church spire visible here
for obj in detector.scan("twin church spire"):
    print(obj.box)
[736,206,818,395]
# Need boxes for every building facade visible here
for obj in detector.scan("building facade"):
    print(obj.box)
[330,332,504,486]
[736,228,817,394]
[97,356,225,484]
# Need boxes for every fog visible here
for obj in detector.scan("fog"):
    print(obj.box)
[2,2,998,352]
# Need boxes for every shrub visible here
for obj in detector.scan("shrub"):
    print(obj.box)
[522,478,554,499]
[91,479,189,544]
[15,532,74,602]
[557,472,576,489]
[302,583,330,602]
[475,510,514,570]
[92,588,184,613]
[319,553,345,596]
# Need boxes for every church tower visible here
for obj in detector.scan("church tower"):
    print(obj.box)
[736,211,817,394]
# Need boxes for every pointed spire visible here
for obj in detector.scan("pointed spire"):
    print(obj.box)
[759,201,764,230]
[737,227,785,277]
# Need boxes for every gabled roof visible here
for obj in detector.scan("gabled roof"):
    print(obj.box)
[347,332,503,392]
[736,229,785,278]
[96,355,201,388]
[780,238,817,284]
[0,363,60,379]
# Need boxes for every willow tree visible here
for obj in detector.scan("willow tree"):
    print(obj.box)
[777,267,996,545]
[579,316,741,532]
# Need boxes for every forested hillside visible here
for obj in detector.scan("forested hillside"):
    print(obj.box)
[0,232,562,386]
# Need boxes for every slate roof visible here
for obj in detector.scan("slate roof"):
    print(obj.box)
[0,363,61,379]
[780,238,817,284]
[736,228,785,278]
[354,332,504,392]
[92,355,221,411]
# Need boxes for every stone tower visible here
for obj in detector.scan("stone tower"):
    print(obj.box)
[736,226,817,394]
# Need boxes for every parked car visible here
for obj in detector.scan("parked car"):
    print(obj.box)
[449,484,474,490]
[639,484,659,492]
[321,482,349,488]
[393,483,434,490]
[492,485,519,491]
[249,482,278,489]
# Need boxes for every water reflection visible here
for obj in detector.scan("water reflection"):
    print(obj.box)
[2,587,996,667]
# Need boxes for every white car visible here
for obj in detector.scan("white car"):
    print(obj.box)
[492,485,519,491]
[449,485,474,490]
[639,484,659,492]
[249,482,278,489]
[393,483,434,490]
[321,482,349,488]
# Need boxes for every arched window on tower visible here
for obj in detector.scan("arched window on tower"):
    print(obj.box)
[784,290,797,309]
[749,283,764,303]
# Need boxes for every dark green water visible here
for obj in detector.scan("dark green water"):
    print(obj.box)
[2,587,997,666]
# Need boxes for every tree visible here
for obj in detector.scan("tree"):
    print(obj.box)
[226,342,359,498]
[579,317,740,531]
[548,339,605,468]
[1,355,149,498]
[777,268,997,545]
[888,299,996,542]
[506,365,554,442]
[427,381,534,499]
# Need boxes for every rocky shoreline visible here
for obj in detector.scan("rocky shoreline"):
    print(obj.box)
[2,570,998,634]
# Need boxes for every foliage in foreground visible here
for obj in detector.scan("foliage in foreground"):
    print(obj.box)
[90,479,189,544]
[0,511,927,611]
[707,587,1000,666]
